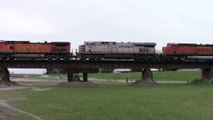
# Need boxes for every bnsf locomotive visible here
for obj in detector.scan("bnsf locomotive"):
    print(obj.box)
[0,41,70,60]
[163,43,213,60]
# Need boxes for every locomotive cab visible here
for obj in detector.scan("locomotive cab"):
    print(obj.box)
[0,41,14,53]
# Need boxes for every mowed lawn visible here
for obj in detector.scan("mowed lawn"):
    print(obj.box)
[88,71,201,81]
[28,71,201,81]
[1,84,213,120]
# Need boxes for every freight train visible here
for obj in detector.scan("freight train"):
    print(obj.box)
[0,40,212,61]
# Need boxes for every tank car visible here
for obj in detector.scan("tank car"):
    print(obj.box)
[162,43,213,60]
[0,40,71,60]
[78,41,156,60]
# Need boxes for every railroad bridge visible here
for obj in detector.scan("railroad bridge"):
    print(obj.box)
[0,59,213,83]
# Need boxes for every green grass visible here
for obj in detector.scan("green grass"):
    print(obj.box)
[0,71,207,119]
[1,84,213,120]
[89,71,201,81]
[26,74,66,80]
[26,71,201,82]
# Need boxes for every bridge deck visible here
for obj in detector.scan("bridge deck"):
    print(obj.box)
[0,59,213,82]
[0,59,212,71]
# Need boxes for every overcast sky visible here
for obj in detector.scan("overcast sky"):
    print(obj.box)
[0,0,213,50]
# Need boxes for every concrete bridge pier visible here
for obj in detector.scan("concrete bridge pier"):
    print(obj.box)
[202,68,213,81]
[132,68,157,86]
[142,68,153,81]
[67,72,74,82]
[67,72,88,82]
[0,68,10,83]
[83,72,88,82]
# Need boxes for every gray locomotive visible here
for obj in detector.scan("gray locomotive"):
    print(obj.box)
[78,41,156,60]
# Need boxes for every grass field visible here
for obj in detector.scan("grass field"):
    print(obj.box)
[27,71,201,82]
[1,84,213,120]
[88,71,201,81]
[1,70,209,120]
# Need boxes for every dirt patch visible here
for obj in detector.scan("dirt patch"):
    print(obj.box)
[0,81,20,88]
[57,81,97,88]
[0,80,31,92]
[11,78,66,83]
[190,79,213,84]
[131,80,159,87]
[0,86,31,92]
[31,87,51,91]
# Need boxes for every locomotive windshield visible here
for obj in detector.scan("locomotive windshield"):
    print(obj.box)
[133,43,156,47]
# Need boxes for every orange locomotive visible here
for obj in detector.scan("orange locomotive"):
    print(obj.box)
[0,41,71,60]
[163,43,213,60]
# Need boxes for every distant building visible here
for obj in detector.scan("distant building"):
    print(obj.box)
[46,68,65,74]
[113,69,131,73]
